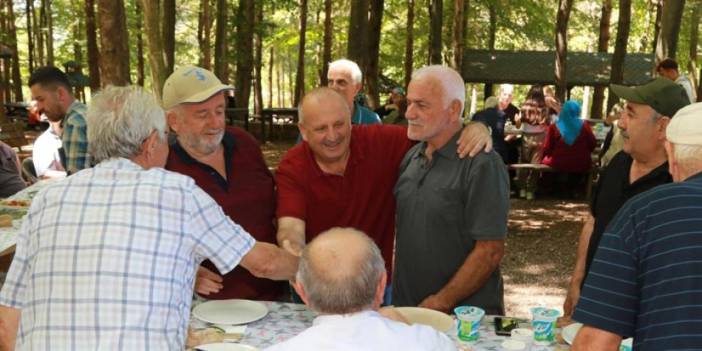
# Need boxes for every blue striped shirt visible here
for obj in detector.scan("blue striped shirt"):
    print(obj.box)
[573,171,702,350]
[0,158,255,350]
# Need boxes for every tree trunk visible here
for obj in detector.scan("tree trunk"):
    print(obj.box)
[268,47,274,108]
[555,0,573,103]
[590,0,612,119]
[277,53,283,107]
[6,0,23,101]
[488,2,496,50]
[162,0,176,74]
[365,0,384,109]
[43,0,54,66]
[198,0,213,70]
[450,0,467,71]
[26,0,34,73]
[254,1,263,115]
[655,0,685,61]
[85,0,101,92]
[690,1,701,101]
[37,0,45,65]
[428,0,443,64]
[607,0,632,112]
[97,0,130,86]
[294,0,308,106]
[320,0,332,86]
[141,0,168,98]
[347,0,369,70]
[235,0,254,108]
[214,0,228,82]
[404,0,415,87]
[651,0,663,54]
[136,1,145,87]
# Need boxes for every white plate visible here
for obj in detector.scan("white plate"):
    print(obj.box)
[561,323,632,349]
[193,299,268,325]
[394,307,454,333]
[195,343,258,351]
[561,322,582,345]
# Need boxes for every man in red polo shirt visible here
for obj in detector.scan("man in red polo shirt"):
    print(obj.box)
[163,65,285,301]
[275,87,490,303]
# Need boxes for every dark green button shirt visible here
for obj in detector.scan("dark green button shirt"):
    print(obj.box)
[392,131,510,314]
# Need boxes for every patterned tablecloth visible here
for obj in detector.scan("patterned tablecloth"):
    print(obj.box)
[191,301,571,350]
[0,180,56,254]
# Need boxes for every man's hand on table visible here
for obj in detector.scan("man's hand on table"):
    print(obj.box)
[418,293,453,314]
[457,121,493,158]
[195,266,223,296]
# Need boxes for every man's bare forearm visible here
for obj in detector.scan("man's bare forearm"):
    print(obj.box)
[435,240,504,306]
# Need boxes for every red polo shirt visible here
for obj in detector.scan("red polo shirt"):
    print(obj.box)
[166,126,284,300]
[276,125,412,277]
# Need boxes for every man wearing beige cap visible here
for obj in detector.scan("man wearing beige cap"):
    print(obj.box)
[562,77,690,319]
[572,102,702,350]
[163,66,287,301]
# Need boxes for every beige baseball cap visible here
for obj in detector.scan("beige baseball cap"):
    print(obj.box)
[667,102,702,145]
[162,65,234,110]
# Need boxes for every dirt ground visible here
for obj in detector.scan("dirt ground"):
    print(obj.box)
[260,140,587,319]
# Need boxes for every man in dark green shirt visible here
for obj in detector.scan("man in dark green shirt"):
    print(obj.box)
[393,65,510,315]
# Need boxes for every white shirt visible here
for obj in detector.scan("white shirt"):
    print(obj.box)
[0,158,255,350]
[32,126,64,176]
[264,310,457,351]
[676,75,696,103]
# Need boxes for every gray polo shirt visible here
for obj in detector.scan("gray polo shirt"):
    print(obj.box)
[392,131,509,314]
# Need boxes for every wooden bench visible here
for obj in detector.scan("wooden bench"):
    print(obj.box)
[508,163,599,200]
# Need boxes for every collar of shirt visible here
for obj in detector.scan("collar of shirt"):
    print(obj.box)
[312,310,380,326]
[95,157,143,171]
[414,130,461,163]
[169,131,235,189]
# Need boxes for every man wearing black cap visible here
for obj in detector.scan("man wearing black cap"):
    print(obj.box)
[562,78,690,319]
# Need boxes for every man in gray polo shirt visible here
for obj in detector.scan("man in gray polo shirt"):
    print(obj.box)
[393,65,510,315]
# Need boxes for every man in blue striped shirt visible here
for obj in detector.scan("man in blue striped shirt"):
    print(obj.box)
[573,102,702,350]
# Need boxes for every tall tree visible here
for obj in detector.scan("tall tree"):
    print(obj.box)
[320,0,332,86]
[198,0,213,69]
[163,0,176,73]
[347,0,369,69]
[690,0,701,101]
[655,0,686,61]
[97,0,131,86]
[85,0,101,92]
[254,1,263,114]
[213,0,228,82]
[141,0,169,97]
[42,0,54,66]
[294,0,309,106]
[555,0,574,102]
[136,1,145,87]
[590,0,612,119]
[234,0,254,108]
[404,0,415,87]
[365,0,384,109]
[269,47,274,108]
[450,0,467,71]
[484,1,497,98]
[651,0,663,53]
[607,0,632,111]
[36,0,45,65]
[26,0,34,73]
[428,0,443,64]
[6,0,23,101]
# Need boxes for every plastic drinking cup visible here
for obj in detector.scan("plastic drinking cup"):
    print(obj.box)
[454,306,485,342]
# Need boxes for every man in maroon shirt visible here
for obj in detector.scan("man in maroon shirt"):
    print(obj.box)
[163,65,285,301]
[275,87,490,303]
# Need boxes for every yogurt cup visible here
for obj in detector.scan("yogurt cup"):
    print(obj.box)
[619,338,633,351]
[454,306,485,342]
[530,307,560,345]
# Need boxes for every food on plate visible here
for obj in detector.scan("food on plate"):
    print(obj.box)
[1,199,30,207]
[0,214,13,227]
[0,207,27,220]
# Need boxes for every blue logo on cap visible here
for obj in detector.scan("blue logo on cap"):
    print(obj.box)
[183,68,207,81]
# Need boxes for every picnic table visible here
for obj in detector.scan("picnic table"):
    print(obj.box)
[189,301,572,350]
[258,108,298,142]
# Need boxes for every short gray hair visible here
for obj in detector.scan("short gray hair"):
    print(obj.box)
[672,142,702,175]
[87,85,167,163]
[297,227,385,314]
[329,59,363,85]
[412,65,466,118]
